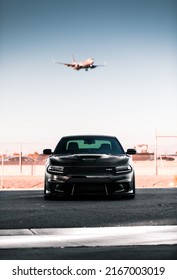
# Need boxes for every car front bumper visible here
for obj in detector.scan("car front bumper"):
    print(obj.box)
[44,172,135,196]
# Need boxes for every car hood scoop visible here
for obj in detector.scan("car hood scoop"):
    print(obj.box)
[73,154,103,160]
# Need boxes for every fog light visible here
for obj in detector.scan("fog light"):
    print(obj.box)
[56,184,65,193]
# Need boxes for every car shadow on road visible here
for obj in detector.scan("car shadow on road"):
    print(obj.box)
[44,193,135,201]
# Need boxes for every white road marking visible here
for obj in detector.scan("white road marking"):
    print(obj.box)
[0,226,176,249]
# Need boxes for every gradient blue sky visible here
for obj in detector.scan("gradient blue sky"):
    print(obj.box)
[1,0,177,151]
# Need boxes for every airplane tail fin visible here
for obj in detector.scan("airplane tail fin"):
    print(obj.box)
[72,55,76,63]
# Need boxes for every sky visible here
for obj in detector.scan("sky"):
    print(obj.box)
[1,0,177,153]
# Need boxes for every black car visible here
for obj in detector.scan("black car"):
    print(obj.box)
[43,135,136,199]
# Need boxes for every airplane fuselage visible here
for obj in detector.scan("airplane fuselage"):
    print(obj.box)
[73,58,94,70]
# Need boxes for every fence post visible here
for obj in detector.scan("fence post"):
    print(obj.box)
[19,143,22,174]
[0,153,4,188]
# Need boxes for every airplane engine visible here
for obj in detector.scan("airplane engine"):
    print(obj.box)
[75,64,80,70]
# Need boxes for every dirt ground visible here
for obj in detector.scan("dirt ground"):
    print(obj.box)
[0,175,177,189]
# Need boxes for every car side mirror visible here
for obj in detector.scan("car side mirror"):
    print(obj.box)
[126,148,136,155]
[43,149,52,155]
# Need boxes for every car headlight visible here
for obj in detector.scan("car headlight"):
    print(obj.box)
[47,165,64,174]
[115,165,132,173]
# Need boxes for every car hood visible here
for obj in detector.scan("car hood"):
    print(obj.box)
[48,154,130,166]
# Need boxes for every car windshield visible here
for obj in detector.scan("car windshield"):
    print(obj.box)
[54,136,124,155]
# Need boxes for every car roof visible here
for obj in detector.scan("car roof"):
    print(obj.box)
[61,135,117,139]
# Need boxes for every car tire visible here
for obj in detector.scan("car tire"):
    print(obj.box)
[44,181,52,200]
[124,176,136,199]
[130,176,136,198]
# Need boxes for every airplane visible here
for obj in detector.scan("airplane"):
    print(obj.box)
[52,56,105,71]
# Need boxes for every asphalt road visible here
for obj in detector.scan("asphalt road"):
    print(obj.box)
[0,188,177,259]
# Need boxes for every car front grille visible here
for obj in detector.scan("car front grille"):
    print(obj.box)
[64,166,114,175]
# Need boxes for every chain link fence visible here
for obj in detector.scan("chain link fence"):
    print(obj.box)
[0,142,177,179]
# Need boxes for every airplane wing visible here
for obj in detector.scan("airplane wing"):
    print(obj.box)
[52,59,75,67]
[90,63,106,69]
